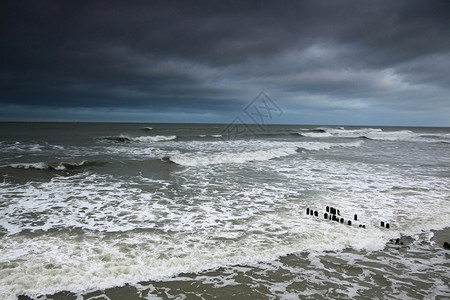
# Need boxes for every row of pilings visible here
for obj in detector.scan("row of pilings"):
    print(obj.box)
[306,206,392,230]
[306,207,450,250]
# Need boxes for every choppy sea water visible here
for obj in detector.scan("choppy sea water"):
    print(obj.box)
[0,122,449,299]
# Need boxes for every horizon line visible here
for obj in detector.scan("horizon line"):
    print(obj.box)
[0,120,448,128]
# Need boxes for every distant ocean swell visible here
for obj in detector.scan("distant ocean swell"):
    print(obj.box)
[297,127,450,142]
[2,141,364,171]
[166,141,362,167]
[1,140,364,170]
[0,128,448,155]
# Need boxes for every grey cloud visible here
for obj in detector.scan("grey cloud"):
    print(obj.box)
[0,0,449,125]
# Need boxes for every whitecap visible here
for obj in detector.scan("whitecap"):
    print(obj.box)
[169,147,298,167]
[132,135,177,142]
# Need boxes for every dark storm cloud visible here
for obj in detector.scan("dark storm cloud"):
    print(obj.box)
[0,0,449,124]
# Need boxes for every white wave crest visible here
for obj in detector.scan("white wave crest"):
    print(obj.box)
[5,161,90,171]
[169,147,298,167]
[198,134,222,138]
[133,135,177,142]
[299,131,333,138]
[331,128,414,141]
[302,127,419,141]
[6,162,49,170]
[0,142,44,153]
[297,141,363,151]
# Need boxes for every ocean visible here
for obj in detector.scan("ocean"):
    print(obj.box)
[0,122,449,299]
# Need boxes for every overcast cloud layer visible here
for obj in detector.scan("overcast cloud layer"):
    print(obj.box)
[1,0,449,125]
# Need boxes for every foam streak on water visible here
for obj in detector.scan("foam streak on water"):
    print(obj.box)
[0,123,449,299]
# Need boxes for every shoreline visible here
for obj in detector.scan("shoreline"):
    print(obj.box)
[19,226,450,300]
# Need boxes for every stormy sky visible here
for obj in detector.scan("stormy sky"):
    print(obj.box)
[1,0,449,126]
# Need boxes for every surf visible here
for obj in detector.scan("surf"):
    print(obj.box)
[102,135,177,143]
[3,160,102,171]
[167,147,299,167]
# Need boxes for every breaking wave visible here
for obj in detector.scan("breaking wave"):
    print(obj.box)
[103,135,177,143]
[133,135,177,142]
[166,141,362,167]
[298,131,333,138]
[199,134,222,138]
[168,147,299,167]
[297,140,363,151]
[297,127,433,141]
[0,141,44,153]
[3,161,102,171]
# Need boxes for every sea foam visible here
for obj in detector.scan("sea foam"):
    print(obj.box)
[169,147,298,166]
[4,161,97,171]
[168,141,363,167]
[1,123,449,300]
[103,135,177,143]
[299,127,419,141]
[133,135,177,142]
